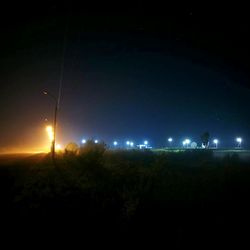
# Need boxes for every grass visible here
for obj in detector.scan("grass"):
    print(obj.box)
[0,147,250,247]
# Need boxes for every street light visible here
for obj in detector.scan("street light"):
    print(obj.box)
[43,90,59,163]
[236,137,242,148]
[183,139,190,148]
[81,139,86,144]
[113,141,118,146]
[168,137,173,147]
[213,139,218,148]
[94,140,98,144]
[130,142,134,147]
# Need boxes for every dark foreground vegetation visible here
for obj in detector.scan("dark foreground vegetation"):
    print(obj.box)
[1,142,250,247]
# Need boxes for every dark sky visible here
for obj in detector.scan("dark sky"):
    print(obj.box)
[1,1,250,151]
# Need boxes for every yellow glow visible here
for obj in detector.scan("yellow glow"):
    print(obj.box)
[55,144,62,151]
[46,125,54,142]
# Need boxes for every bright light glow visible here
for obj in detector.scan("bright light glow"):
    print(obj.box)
[46,125,54,142]
[213,139,218,144]
[144,140,148,145]
[81,139,86,144]
[126,141,130,145]
[183,139,190,147]
[168,138,173,142]
[94,140,98,144]
[236,137,242,143]
[113,141,118,146]
[55,144,62,151]
[130,142,134,147]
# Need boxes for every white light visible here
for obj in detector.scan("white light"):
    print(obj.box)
[81,139,86,144]
[126,141,130,145]
[168,138,173,142]
[213,139,218,144]
[113,141,118,146]
[144,140,148,145]
[55,144,62,151]
[130,142,134,147]
[236,137,242,143]
[183,139,190,148]
[94,140,98,144]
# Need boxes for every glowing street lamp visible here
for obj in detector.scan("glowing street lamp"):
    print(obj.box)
[43,90,59,162]
[183,139,190,148]
[81,139,86,144]
[236,137,242,148]
[186,139,191,148]
[94,140,98,144]
[126,141,130,146]
[144,140,148,145]
[130,142,134,147]
[113,141,118,146]
[213,139,219,148]
[168,137,173,147]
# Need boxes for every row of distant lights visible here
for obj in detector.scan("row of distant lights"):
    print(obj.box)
[81,138,243,148]
[81,139,148,147]
[81,139,99,144]
[168,137,243,147]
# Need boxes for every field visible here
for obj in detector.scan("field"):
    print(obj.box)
[0,148,250,247]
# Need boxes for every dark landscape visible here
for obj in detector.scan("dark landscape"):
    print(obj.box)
[1,143,250,247]
[1,2,250,248]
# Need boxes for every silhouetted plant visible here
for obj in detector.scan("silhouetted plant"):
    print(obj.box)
[201,132,210,148]
[64,142,79,155]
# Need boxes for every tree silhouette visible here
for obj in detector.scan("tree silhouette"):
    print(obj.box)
[65,142,79,155]
[201,132,210,148]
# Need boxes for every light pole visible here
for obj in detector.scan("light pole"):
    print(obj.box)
[213,139,218,149]
[168,137,173,148]
[183,139,190,148]
[236,137,242,148]
[43,91,59,163]
[185,139,191,148]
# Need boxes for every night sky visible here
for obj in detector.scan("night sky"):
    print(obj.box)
[0,2,250,152]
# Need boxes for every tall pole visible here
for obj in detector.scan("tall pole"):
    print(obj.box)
[43,91,57,162]
[43,14,69,164]
[51,101,58,163]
